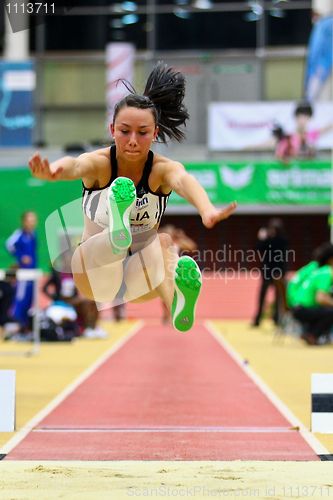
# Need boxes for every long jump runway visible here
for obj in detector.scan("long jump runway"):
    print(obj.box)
[4,323,319,461]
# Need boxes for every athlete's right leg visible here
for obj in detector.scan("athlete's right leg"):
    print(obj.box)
[71,232,125,302]
[71,177,136,303]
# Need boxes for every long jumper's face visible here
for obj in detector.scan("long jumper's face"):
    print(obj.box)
[111,106,158,162]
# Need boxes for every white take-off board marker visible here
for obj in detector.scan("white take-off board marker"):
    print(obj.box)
[311,373,333,433]
[0,370,16,432]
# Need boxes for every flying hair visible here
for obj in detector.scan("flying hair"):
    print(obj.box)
[113,62,189,143]
[143,62,189,142]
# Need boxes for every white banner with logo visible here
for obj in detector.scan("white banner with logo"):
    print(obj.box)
[208,101,333,151]
[106,43,135,124]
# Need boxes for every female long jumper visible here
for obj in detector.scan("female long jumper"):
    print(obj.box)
[29,63,236,332]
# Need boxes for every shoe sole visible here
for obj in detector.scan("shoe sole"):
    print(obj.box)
[172,256,202,332]
[108,177,136,251]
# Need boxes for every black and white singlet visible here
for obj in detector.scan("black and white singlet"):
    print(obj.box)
[82,146,170,236]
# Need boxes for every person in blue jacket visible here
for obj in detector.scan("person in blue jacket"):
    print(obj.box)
[6,211,38,330]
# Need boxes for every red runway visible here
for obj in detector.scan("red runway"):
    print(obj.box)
[6,323,318,461]
[125,273,259,320]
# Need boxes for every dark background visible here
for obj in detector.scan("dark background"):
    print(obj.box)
[0,0,310,52]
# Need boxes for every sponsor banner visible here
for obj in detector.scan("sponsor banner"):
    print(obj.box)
[208,101,333,151]
[106,43,135,124]
[305,15,333,101]
[169,160,332,206]
[0,61,35,146]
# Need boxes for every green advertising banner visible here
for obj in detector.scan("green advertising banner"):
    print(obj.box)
[170,160,332,206]
[0,160,331,269]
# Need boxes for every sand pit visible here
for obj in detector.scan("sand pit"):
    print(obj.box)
[0,460,332,499]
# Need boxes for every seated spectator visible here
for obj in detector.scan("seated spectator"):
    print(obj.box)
[290,242,333,345]
[43,259,107,339]
[291,101,318,159]
[253,101,332,163]
[272,124,295,164]
[39,301,79,342]
[0,269,17,336]
[286,252,320,310]
[280,101,332,161]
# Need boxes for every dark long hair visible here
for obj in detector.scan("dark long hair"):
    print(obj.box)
[113,62,189,143]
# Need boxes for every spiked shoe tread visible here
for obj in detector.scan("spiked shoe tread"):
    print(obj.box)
[172,256,202,332]
[108,177,136,251]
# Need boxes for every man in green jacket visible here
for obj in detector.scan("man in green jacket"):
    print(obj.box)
[290,242,333,345]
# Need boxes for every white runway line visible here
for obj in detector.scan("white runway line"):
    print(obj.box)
[0,321,144,455]
[33,426,302,433]
[205,321,329,456]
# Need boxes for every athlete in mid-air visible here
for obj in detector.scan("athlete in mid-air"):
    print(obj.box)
[29,62,237,332]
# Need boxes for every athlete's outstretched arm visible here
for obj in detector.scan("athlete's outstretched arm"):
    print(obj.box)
[28,152,96,182]
[163,162,237,229]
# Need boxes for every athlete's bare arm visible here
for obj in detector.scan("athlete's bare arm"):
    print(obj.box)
[159,159,237,229]
[28,149,110,186]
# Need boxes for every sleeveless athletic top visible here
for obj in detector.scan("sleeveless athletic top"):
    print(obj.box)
[82,146,170,236]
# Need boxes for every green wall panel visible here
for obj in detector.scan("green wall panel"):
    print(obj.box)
[0,169,82,271]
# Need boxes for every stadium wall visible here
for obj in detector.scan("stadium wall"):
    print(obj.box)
[36,51,307,147]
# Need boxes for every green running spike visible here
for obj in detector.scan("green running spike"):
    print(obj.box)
[108,177,136,251]
[172,256,202,332]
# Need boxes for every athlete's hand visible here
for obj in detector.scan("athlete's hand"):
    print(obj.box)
[28,152,63,181]
[201,201,237,229]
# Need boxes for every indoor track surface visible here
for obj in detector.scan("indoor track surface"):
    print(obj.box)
[0,275,333,498]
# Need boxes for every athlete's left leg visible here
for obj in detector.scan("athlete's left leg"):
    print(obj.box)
[124,233,202,332]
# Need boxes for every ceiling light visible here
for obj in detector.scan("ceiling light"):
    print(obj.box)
[173,7,191,18]
[269,7,285,17]
[122,13,139,24]
[243,11,261,21]
[248,1,263,16]
[193,0,212,9]
[121,2,137,12]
